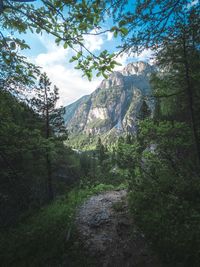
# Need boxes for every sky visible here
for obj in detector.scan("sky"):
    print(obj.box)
[19,2,153,107]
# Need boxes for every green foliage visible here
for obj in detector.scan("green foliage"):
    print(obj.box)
[96,137,106,163]
[66,133,99,150]
[1,2,199,266]
[116,139,139,171]
[0,91,44,224]
[0,36,40,94]
[137,99,151,121]
[125,11,200,260]
[0,183,122,266]
[129,161,200,266]
[150,5,200,160]
[127,120,200,266]
[0,90,81,226]
[0,0,125,81]
[31,72,68,200]
[67,135,130,186]
[112,0,198,53]
[113,113,200,266]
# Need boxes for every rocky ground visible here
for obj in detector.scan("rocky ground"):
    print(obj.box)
[74,190,161,267]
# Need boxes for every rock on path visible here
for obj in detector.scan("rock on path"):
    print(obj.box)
[75,190,161,267]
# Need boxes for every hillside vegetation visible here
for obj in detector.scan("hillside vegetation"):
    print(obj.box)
[1,0,200,266]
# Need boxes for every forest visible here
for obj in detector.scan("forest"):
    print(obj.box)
[0,0,200,266]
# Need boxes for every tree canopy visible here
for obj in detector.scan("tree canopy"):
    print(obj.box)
[0,0,127,82]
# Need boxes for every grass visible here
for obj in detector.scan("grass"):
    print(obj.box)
[0,183,127,267]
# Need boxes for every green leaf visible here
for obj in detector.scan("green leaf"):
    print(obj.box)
[110,26,118,32]
[55,37,61,44]
[112,60,122,66]
[119,20,127,27]
[120,27,128,36]
[63,42,68,49]
[102,72,108,79]
[69,56,77,63]
[114,31,118,38]
[77,52,82,59]
[96,72,101,77]
[36,28,41,34]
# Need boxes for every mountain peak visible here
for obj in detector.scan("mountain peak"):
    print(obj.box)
[122,61,153,76]
[64,61,154,138]
[99,61,153,90]
[99,71,124,89]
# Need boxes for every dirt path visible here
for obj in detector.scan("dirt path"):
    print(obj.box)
[75,190,161,267]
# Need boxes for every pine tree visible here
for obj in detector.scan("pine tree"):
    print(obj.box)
[153,98,161,124]
[31,72,66,201]
[96,137,106,164]
[138,99,151,121]
[151,9,200,164]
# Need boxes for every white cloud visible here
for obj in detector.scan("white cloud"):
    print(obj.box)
[36,46,70,67]
[83,29,114,52]
[106,31,114,41]
[28,31,154,108]
[84,29,104,52]
[33,34,101,107]
[134,49,154,63]
[39,64,101,107]
[114,53,129,70]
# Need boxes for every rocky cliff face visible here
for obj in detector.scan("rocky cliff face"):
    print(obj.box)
[64,61,155,136]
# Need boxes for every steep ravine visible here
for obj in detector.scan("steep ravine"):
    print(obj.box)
[73,190,161,267]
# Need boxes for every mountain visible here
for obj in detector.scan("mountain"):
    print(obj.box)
[64,61,155,144]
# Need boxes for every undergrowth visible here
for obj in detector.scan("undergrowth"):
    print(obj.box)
[0,183,126,267]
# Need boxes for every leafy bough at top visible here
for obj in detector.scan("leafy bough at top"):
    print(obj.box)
[1,0,128,80]
[71,51,122,80]
[109,0,200,53]
[2,0,198,80]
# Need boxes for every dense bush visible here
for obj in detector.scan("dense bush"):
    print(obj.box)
[129,163,200,266]
[0,91,82,226]
[126,119,200,266]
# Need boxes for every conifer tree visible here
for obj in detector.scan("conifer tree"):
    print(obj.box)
[96,137,106,164]
[151,9,200,163]
[138,99,151,121]
[31,72,66,200]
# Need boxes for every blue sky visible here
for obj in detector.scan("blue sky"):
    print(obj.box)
[17,1,153,107]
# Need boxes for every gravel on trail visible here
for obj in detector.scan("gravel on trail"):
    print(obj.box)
[75,190,161,267]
